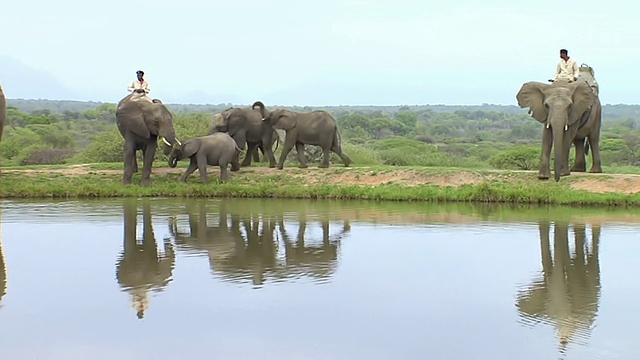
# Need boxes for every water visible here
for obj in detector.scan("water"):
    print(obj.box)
[0,198,638,360]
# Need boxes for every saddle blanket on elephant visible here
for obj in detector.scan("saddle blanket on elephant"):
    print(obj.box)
[577,63,599,96]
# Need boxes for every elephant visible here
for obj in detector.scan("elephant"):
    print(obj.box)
[516,220,600,352]
[516,80,602,181]
[208,101,279,168]
[263,109,352,169]
[116,94,181,186]
[0,84,6,170]
[116,198,175,319]
[167,132,241,183]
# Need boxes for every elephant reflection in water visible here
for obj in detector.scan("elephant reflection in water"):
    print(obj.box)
[279,213,350,281]
[516,221,601,353]
[116,199,175,319]
[169,202,350,286]
[0,213,7,307]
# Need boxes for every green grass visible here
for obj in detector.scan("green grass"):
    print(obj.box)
[0,162,639,207]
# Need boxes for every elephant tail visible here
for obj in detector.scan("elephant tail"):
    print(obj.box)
[333,127,342,149]
[585,138,591,156]
[273,129,280,152]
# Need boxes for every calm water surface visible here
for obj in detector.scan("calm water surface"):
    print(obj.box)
[0,198,638,360]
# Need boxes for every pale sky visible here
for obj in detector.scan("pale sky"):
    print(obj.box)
[1,0,638,106]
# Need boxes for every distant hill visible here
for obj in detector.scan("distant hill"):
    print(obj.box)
[0,56,82,101]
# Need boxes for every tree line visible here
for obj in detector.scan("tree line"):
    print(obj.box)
[2,100,639,171]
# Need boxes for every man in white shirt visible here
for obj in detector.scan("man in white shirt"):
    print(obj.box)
[127,70,152,102]
[551,49,578,83]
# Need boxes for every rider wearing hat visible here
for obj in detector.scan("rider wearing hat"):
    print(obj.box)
[127,70,152,102]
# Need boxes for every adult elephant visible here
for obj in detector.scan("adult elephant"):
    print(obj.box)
[516,80,602,181]
[209,101,278,168]
[263,109,351,169]
[0,84,6,170]
[116,94,181,186]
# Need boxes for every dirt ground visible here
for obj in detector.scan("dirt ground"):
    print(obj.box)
[4,164,640,194]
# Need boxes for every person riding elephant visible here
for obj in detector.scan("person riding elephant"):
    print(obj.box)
[209,101,279,168]
[262,109,352,169]
[167,132,241,183]
[127,70,153,103]
[116,95,181,186]
[516,79,602,181]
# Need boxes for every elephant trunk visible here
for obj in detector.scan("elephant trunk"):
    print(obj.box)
[552,117,567,182]
[168,149,180,168]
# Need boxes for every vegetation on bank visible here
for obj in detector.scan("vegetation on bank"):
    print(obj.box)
[0,164,639,207]
[1,100,640,206]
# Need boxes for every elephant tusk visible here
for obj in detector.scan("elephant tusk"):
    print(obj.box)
[565,124,568,131]
[176,138,182,146]
[546,122,550,129]
[161,137,171,146]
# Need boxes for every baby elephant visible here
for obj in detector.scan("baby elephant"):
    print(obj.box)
[168,132,241,183]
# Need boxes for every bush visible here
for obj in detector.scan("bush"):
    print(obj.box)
[19,148,76,165]
[76,127,124,163]
[489,146,540,170]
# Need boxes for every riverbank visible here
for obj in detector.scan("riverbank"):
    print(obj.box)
[1,163,639,206]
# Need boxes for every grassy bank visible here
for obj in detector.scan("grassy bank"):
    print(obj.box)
[0,163,639,207]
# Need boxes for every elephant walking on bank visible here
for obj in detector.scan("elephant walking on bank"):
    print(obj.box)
[116,94,181,186]
[168,132,241,183]
[263,109,352,169]
[209,101,279,168]
[516,80,602,181]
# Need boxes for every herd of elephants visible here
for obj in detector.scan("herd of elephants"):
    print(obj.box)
[0,66,603,184]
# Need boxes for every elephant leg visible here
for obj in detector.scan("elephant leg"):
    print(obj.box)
[560,131,574,177]
[261,134,277,168]
[277,140,295,170]
[230,150,241,172]
[123,140,136,185]
[133,156,139,173]
[319,146,331,168]
[219,164,229,182]
[572,139,587,172]
[331,141,352,167]
[241,143,258,167]
[252,146,261,162]
[196,155,208,184]
[181,157,198,182]
[140,143,157,186]
[588,133,603,173]
[295,142,308,168]
[538,127,552,180]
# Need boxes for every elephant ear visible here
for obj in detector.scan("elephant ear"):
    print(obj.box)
[516,81,549,124]
[182,140,200,158]
[569,82,595,126]
[117,102,151,139]
[232,132,247,150]
[271,110,296,130]
[225,110,246,136]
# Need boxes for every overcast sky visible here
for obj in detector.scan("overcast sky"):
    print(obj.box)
[1,0,638,106]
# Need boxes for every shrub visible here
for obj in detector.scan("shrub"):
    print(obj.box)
[19,148,76,165]
[489,146,540,170]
